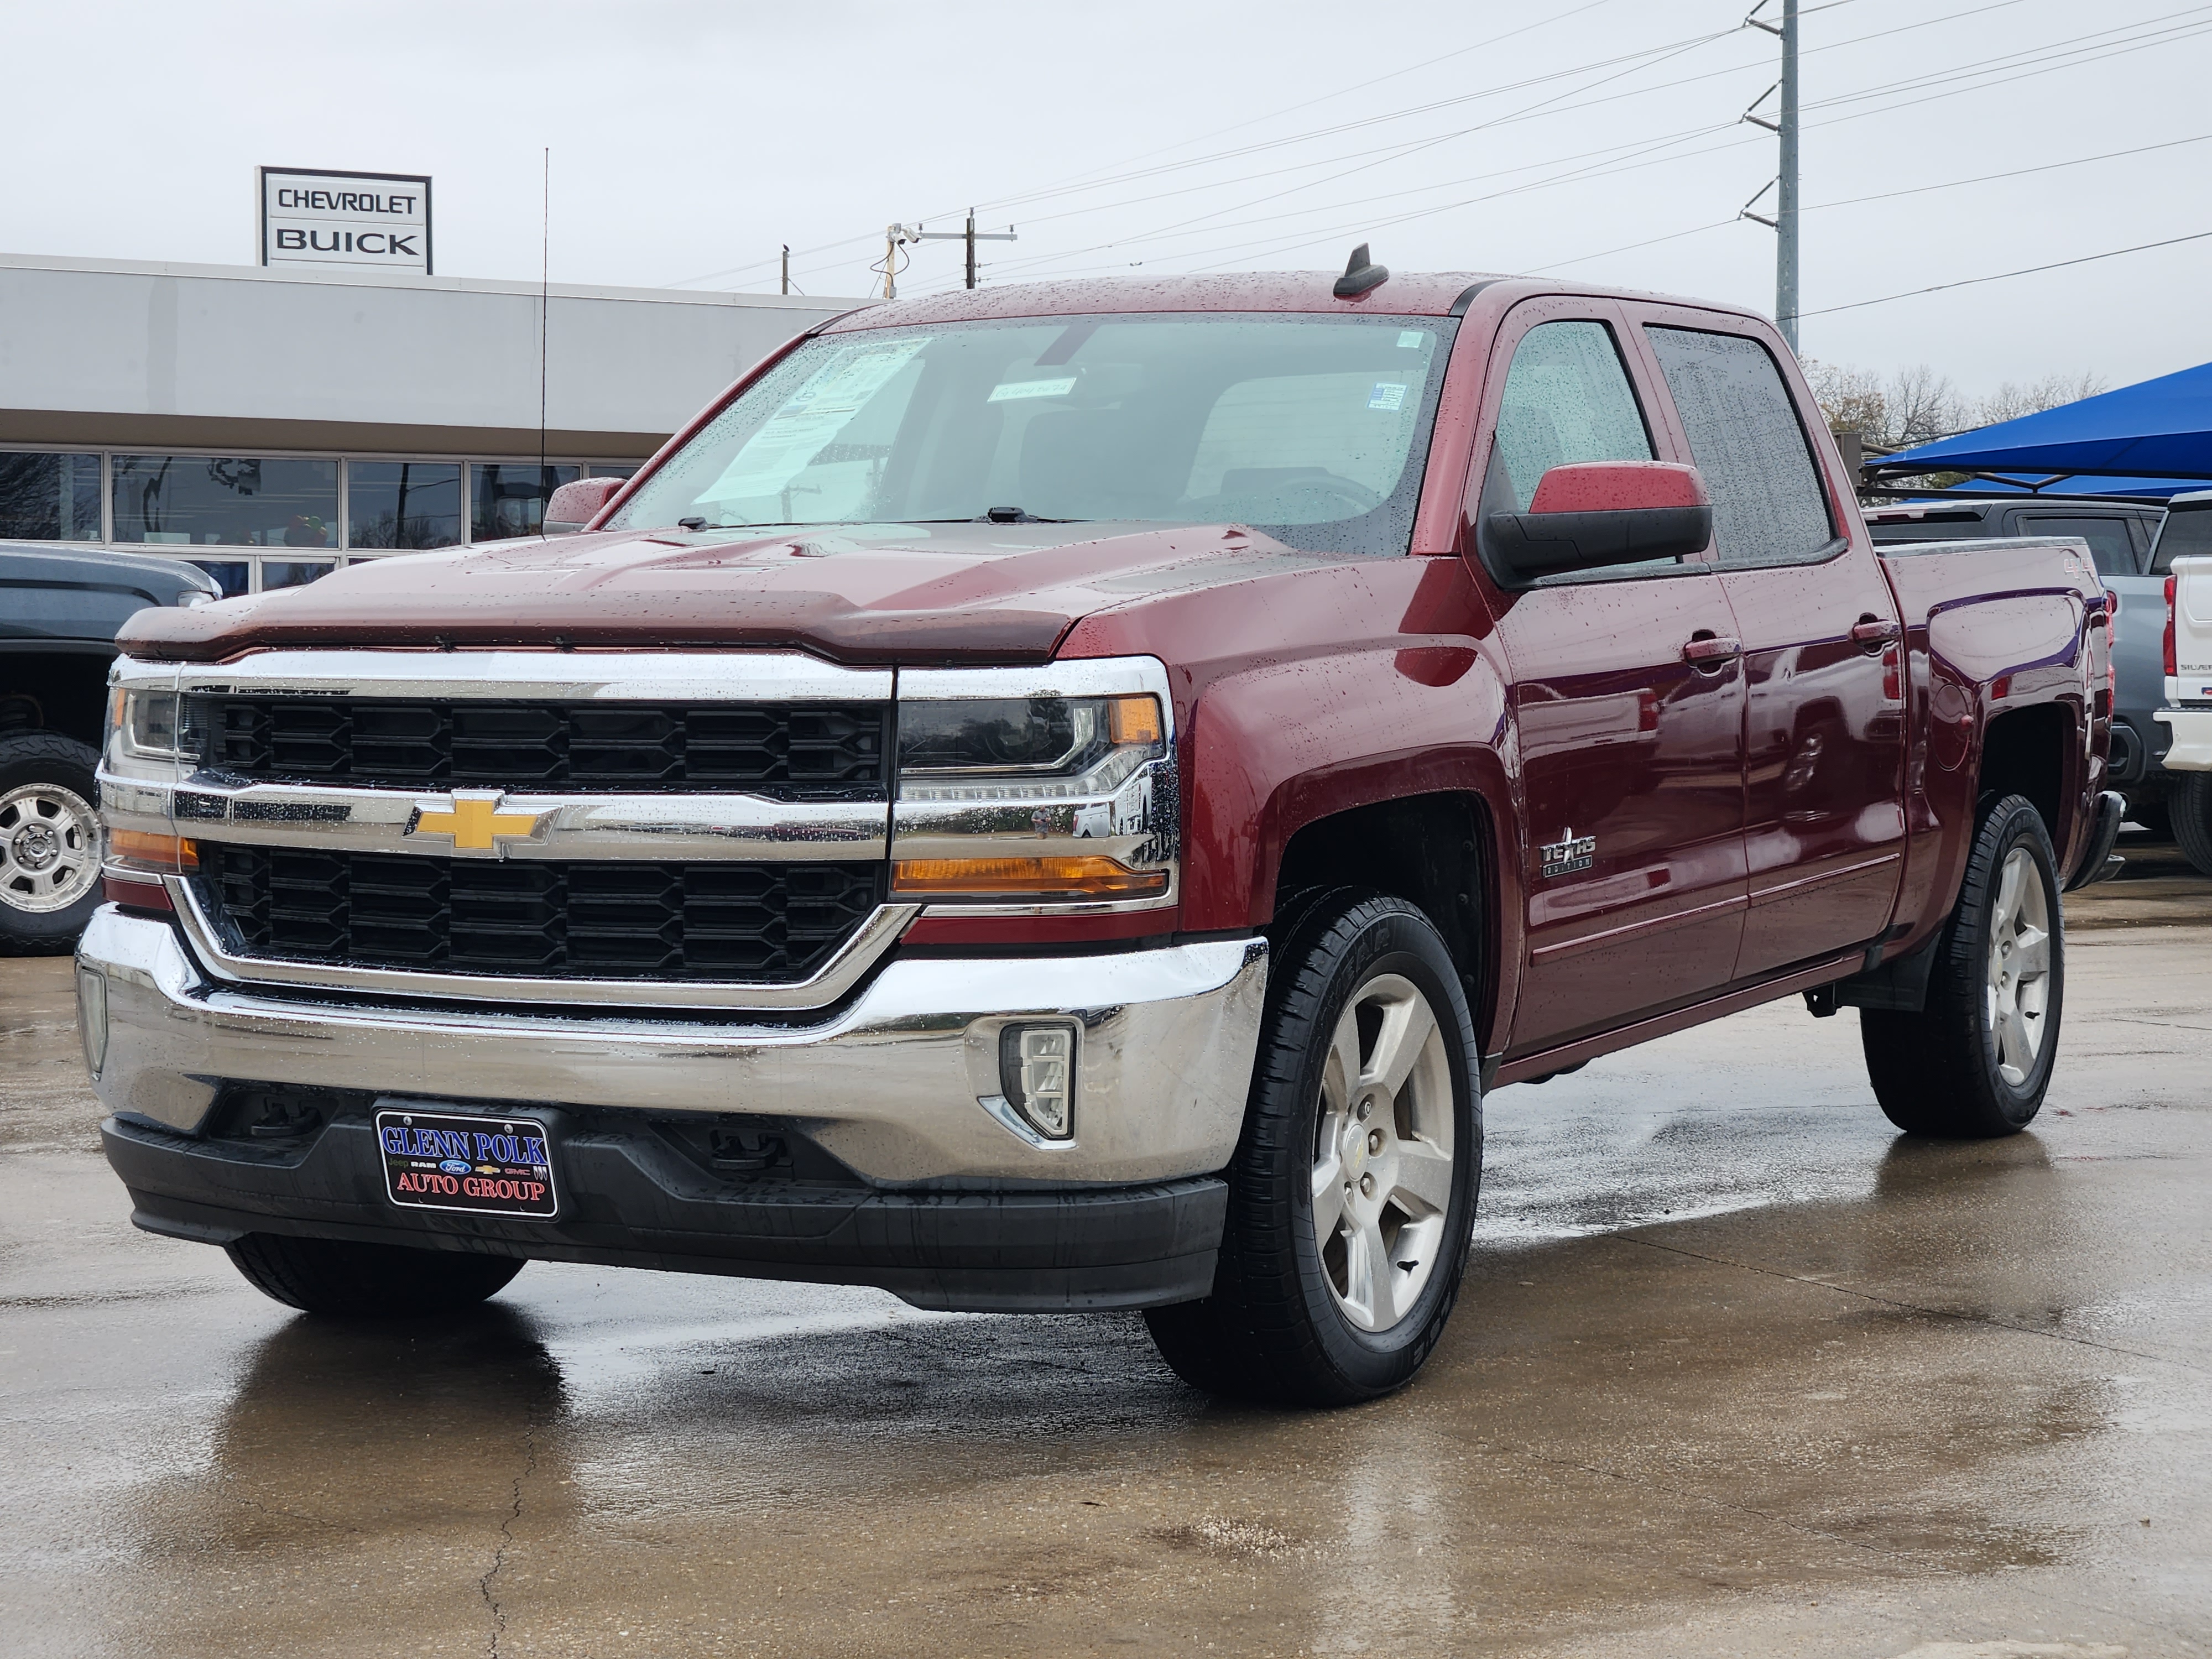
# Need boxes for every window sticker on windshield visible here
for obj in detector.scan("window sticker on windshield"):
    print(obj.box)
[701,336,930,505]
[1397,331,1426,348]
[1368,383,1408,411]
[988,376,1079,403]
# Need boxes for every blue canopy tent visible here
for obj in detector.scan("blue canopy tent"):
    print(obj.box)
[1867,359,2212,500]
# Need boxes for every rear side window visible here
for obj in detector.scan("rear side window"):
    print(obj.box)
[1491,321,1653,510]
[2014,514,2138,577]
[2153,504,2212,573]
[1646,327,1834,567]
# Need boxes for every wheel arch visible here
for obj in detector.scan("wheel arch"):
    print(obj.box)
[1271,791,1508,1056]
[0,646,114,748]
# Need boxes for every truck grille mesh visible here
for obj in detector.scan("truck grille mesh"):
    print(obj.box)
[185,697,889,795]
[200,847,886,982]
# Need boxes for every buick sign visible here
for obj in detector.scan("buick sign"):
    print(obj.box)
[259,165,432,275]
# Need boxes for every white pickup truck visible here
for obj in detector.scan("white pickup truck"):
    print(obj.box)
[2154,491,2212,868]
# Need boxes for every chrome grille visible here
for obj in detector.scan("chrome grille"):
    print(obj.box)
[200,847,886,982]
[186,696,889,796]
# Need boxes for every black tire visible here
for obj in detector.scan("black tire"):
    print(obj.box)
[1145,891,1481,1406]
[226,1233,525,1316]
[0,732,104,955]
[2169,773,2212,877]
[1861,794,2063,1137]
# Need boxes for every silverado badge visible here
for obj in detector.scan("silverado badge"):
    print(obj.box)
[405,792,545,855]
[1539,827,1597,879]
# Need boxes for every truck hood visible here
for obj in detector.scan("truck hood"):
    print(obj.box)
[114,520,1306,664]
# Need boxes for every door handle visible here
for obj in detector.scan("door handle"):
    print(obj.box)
[1850,616,1901,649]
[1681,635,1743,667]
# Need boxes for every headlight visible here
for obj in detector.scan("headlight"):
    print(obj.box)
[896,694,1162,800]
[890,665,1178,907]
[106,689,197,763]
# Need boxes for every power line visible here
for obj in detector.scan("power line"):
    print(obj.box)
[935,0,2106,292]
[1077,9,2212,281]
[1526,128,2212,274]
[953,0,1631,217]
[1799,227,2212,318]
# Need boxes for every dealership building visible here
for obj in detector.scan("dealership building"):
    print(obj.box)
[0,249,855,596]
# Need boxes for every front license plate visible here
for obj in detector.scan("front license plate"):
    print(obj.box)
[375,1107,559,1219]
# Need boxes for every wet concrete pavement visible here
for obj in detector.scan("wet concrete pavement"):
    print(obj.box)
[3,840,2208,1657]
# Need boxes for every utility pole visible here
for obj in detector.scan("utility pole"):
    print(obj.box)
[781,244,790,296]
[1741,0,1801,352]
[1777,0,1800,352]
[900,215,1018,290]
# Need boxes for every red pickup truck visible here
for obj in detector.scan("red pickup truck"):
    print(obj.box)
[84,257,2121,1405]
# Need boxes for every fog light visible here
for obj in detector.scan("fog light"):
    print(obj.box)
[76,967,108,1078]
[999,1023,1076,1140]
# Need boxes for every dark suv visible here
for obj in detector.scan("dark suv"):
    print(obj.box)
[1863,496,2169,818]
[1,542,219,951]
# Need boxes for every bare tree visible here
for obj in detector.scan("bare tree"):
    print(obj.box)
[1802,360,1962,449]
[1802,359,1889,444]
[1886,364,1965,447]
[1971,371,2109,428]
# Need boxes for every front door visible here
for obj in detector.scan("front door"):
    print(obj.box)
[1631,310,1907,978]
[1469,302,1749,1055]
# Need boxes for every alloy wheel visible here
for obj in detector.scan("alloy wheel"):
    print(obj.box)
[1984,844,2052,1087]
[1310,973,1456,1332]
[0,782,101,915]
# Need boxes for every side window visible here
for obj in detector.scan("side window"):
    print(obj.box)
[2016,514,2138,578]
[1646,326,1835,568]
[1491,320,1653,509]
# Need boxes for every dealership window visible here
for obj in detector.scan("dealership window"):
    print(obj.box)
[0,451,103,541]
[13,448,646,586]
[472,463,580,541]
[348,460,462,550]
[111,455,340,550]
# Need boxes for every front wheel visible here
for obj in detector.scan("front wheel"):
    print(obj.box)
[1861,794,2062,1136]
[0,732,105,955]
[1145,891,1481,1406]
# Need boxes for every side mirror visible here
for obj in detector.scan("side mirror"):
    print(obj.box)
[1484,461,1712,581]
[544,476,625,535]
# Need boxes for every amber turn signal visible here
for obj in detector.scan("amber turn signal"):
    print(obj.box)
[892,855,1167,899]
[1108,694,1163,746]
[107,830,199,873]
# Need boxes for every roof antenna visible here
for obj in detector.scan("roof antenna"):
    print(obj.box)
[538,145,550,539]
[1333,242,1389,299]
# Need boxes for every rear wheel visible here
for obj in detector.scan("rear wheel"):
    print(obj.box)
[0,733,103,955]
[1861,794,2062,1136]
[1145,891,1480,1406]
[226,1233,525,1316]
[2169,773,2212,876]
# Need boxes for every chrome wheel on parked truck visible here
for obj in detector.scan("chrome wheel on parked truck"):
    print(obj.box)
[1861,794,2063,1136]
[0,733,105,955]
[1146,891,1480,1406]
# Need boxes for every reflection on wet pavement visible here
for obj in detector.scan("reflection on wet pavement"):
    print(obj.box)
[2,847,2208,1656]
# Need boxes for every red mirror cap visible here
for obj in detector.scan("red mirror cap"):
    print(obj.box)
[1528,461,1707,515]
[544,476,624,533]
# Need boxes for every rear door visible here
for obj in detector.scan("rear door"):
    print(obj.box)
[1467,300,1749,1055]
[1629,309,1907,980]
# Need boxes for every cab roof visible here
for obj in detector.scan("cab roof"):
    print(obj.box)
[824,270,1772,329]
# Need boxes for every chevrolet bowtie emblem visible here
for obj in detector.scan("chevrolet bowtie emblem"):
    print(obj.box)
[406,792,545,855]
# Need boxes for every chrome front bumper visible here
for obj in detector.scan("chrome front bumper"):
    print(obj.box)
[77,906,1267,1187]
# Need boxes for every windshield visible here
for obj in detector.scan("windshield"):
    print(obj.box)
[2152,502,2212,573]
[606,313,1458,555]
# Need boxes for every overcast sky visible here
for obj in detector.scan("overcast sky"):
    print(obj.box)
[10,0,2209,394]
